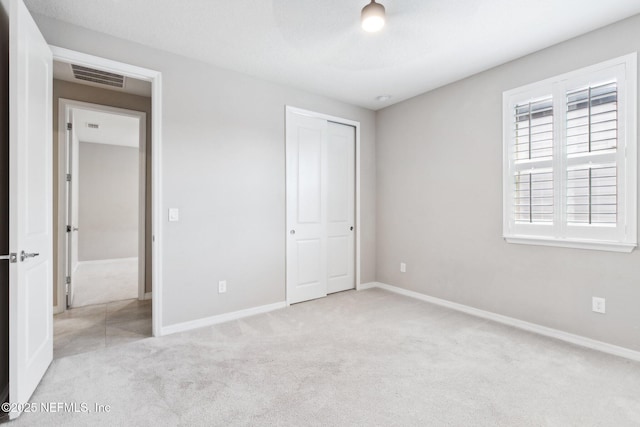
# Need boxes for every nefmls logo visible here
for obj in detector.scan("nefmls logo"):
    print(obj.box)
[41,402,90,413]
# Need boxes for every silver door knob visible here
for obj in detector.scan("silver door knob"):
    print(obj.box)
[20,251,40,262]
[73,227,79,232]
[289,230,296,235]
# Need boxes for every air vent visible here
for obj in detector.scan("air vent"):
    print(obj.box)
[71,64,125,88]
[87,123,99,129]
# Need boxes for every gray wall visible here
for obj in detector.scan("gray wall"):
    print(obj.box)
[0,0,9,409]
[35,15,377,327]
[376,14,640,352]
[78,142,139,261]
[52,79,152,303]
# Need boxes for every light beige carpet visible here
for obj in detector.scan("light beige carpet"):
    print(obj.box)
[71,258,138,308]
[13,288,640,426]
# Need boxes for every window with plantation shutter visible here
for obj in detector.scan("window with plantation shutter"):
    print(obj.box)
[503,54,637,252]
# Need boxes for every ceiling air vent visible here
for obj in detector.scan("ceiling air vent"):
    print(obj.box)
[87,123,99,129]
[71,64,125,88]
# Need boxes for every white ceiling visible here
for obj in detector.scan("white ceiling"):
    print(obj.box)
[73,108,140,148]
[53,61,152,97]
[25,0,640,110]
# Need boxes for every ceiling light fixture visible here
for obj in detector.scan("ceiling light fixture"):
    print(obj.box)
[361,0,386,33]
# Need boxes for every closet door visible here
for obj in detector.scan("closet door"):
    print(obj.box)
[286,109,355,304]
[326,122,355,294]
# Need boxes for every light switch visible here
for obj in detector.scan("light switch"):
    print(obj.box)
[168,208,179,222]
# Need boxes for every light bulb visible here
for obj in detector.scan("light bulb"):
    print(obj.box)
[361,1,385,33]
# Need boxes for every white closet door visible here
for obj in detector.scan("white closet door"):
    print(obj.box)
[286,112,328,304]
[286,110,355,304]
[326,122,355,294]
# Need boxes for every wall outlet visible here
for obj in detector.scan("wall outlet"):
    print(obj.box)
[218,280,227,294]
[168,208,179,222]
[400,262,406,273]
[592,297,606,314]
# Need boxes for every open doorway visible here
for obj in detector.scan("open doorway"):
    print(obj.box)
[52,60,153,358]
[63,102,146,308]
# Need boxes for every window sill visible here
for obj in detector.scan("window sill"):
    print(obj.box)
[504,236,637,253]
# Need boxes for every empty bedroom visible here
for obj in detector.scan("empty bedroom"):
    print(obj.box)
[1,0,639,425]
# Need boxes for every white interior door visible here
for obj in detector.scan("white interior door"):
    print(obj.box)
[286,110,355,304]
[326,122,355,294]
[64,109,79,308]
[286,112,328,304]
[5,0,53,418]
[71,119,79,277]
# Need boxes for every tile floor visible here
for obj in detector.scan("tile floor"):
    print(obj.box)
[54,298,151,359]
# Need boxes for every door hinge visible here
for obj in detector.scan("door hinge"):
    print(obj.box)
[67,122,72,131]
[66,173,71,182]
[65,276,71,295]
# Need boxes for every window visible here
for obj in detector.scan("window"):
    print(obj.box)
[503,54,637,252]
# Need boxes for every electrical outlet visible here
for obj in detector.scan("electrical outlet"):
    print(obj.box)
[592,297,606,314]
[400,262,406,273]
[218,280,227,294]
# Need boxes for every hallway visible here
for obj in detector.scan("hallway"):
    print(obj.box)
[71,258,139,308]
[54,299,151,359]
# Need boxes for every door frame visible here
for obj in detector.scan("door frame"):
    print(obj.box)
[57,99,147,308]
[284,106,361,305]
[50,46,164,337]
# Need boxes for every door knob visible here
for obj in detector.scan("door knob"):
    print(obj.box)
[20,251,40,262]
[73,227,79,232]
[350,226,354,231]
[290,230,296,235]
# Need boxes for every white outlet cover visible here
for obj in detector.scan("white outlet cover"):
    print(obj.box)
[592,297,606,314]
[400,262,407,273]
[218,280,227,294]
[168,208,179,222]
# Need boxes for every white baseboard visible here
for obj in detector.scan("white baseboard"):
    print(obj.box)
[357,282,378,290]
[53,302,64,315]
[360,282,640,362]
[161,301,287,336]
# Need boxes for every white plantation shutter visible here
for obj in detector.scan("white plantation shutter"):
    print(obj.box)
[566,165,617,225]
[566,82,618,155]
[503,54,637,252]
[512,96,554,226]
[515,97,554,161]
[565,81,619,227]
[514,169,554,223]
